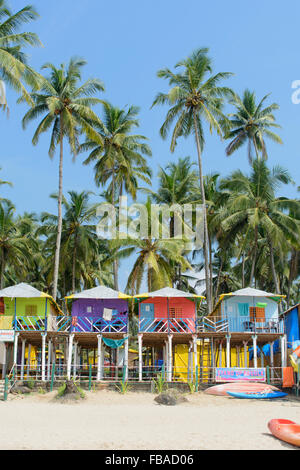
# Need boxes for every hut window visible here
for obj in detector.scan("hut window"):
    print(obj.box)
[86,306,93,314]
[169,307,183,318]
[250,307,265,322]
[25,305,37,316]
[0,298,4,314]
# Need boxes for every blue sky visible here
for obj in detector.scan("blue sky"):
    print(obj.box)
[1,0,300,290]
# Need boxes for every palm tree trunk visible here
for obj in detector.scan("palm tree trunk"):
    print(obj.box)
[209,234,213,303]
[72,232,78,294]
[214,259,223,307]
[242,251,245,288]
[268,239,280,294]
[250,227,258,287]
[0,252,4,289]
[193,111,212,313]
[112,163,119,290]
[52,119,64,301]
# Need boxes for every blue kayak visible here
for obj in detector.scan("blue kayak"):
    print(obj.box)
[227,391,287,399]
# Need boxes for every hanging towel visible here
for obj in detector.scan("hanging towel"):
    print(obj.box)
[103,308,113,321]
[238,303,249,316]
[102,337,128,349]
[282,367,295,388]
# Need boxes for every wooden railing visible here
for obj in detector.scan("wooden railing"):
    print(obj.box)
[15,316,46,331]
[197,316,283,334]
[139,317,196,333]
[56,315,128,333]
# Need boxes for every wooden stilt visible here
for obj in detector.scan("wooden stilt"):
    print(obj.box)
[252,335,258,369]
[73,341,77,379]
[243,341,248,367]
[21,338,26,380]
[270,341,274,381]
[13,332,19,366]
[219,341,222,367]
[138,334,143,382]
[67,333,74,380]
[124,336,129,381]
[193,335,198,382]
[97,334,103,381]
[41,333,47,381]
[226,335,231,368]
[47,340,52,381]
[168,334,173,382]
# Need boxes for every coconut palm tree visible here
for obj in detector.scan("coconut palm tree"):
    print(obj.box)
[40,191,104,296]
[219,159,300,292]
[0,166,12,198]
[152,47,233,313]
[114,198,191,294]
[225,89,282,163]
[0,200,31,288]
[0,1,42,107]
[22,57,105,300]
[81,102,152,289]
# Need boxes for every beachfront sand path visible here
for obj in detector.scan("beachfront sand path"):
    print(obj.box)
[0,391,299,450]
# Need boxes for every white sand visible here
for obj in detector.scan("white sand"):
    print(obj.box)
[0,390,299,450]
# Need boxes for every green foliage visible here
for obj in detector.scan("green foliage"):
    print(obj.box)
[115,380,131,394]
[25,379,35,390]
[152,373,168,394]
[187,381,197,394]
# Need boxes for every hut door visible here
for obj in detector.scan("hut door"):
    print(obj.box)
[140,304,155,331]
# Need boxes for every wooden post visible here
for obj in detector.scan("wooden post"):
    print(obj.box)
[20,338,26,380]
[281,335,287,381]
[237,346,240,368]
[27,343,31,378]
[266,365,270,384]
[163,341,168,380]
[252,335,258,369]
[211,338,215,381]
[168,334,173,382]
[41,333,47,381]
[47,340,52,381]
[97,334,103,381]
[243,341,248,367]
[188,342,192,381]
[124,336,129,381]
[219,341,223,368]
[2,342,7,379]
[226,335,231,368]
[193,335,198,382]
[67,333,74,380]
[73,341,77,379]
[138,334,143,382]
[88,363,92,390]
[270,341,274,381]
[50,362,55,392]
[13,332,19,366]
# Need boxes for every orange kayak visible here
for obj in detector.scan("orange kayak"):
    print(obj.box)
[268,419,300,447]
[205,382,279,396]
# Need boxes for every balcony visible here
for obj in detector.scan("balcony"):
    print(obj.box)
[15,316,46,331]
[56,315,128,333]
[139,317,196,333]
[197,316,283,334]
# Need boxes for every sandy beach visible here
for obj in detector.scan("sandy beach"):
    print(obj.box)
[0,390,299,450]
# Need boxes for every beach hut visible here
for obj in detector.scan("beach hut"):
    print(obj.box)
[64,286,131,381]
[134,287,205,382]
[0,283,62,380]
[206,287,287,375]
